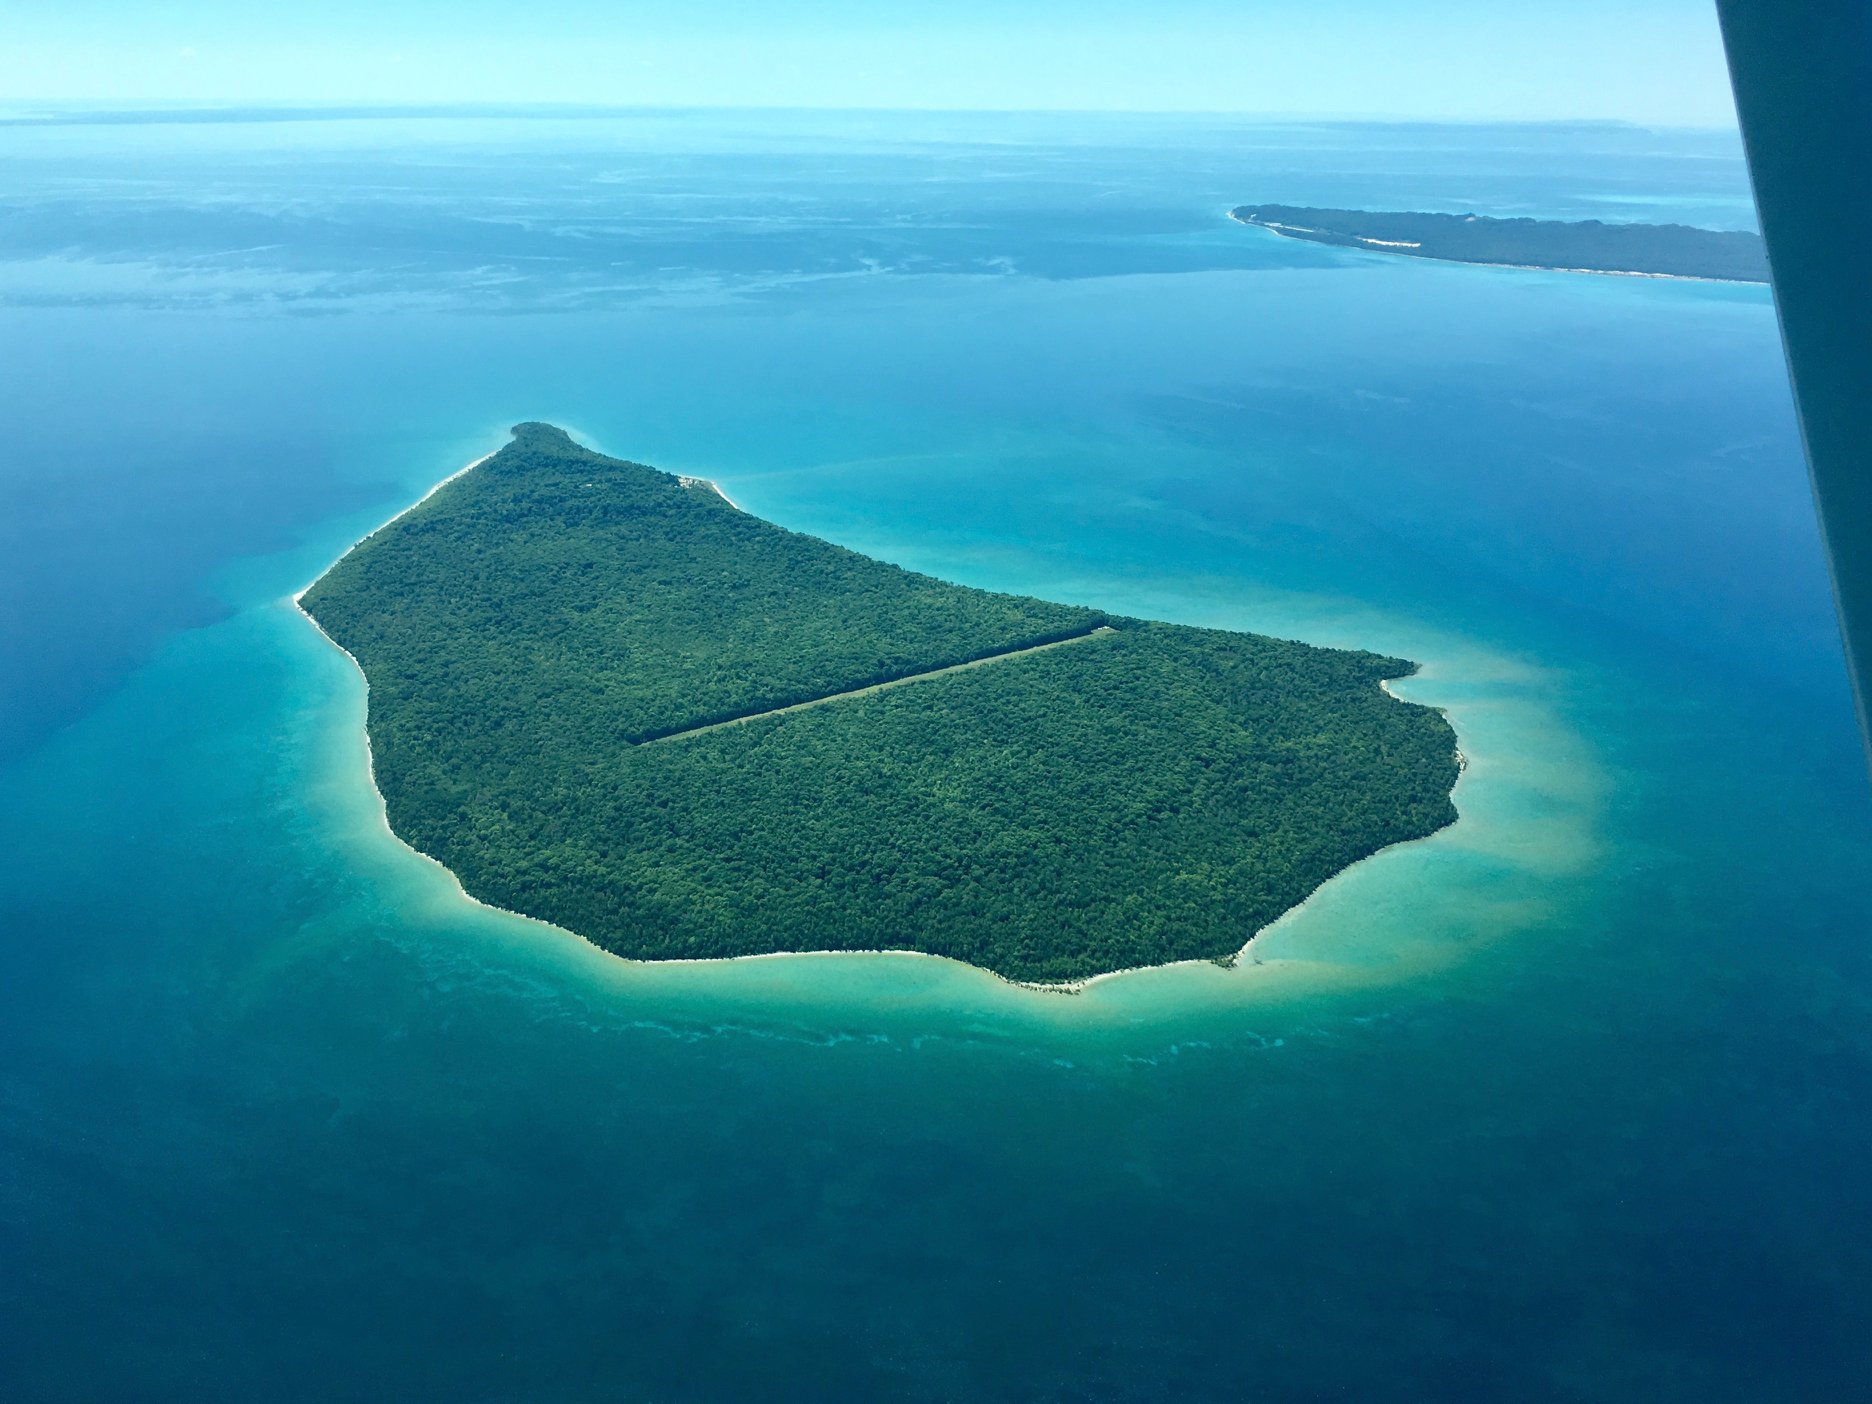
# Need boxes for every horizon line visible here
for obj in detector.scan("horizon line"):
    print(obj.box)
[0,100,1743,135]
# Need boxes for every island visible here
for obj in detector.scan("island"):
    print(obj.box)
[1231,204,1771,283]
[299,423,1460,984]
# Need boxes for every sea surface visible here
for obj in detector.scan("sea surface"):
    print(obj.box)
[2,111,1868,1401]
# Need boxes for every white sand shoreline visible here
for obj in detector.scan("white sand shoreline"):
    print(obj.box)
[292,446,571,942]
[292,435,1472,997]
[679,474,741,511]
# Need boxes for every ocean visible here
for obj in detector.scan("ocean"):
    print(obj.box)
[1,111,1868,1401]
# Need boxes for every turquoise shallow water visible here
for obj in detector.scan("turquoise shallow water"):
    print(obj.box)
[3,114,1870,1400]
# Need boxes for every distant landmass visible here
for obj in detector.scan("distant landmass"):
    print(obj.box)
[1231,204,1771,283]
[299,423,1459,985]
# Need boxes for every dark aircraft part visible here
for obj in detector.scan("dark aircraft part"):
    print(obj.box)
[1717,1,1872,765]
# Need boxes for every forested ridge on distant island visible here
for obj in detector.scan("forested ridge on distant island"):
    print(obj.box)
[1232,204,1770,283]
[301,423,1460,983]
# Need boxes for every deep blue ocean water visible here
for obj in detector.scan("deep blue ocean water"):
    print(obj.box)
[2,112,1869,1401]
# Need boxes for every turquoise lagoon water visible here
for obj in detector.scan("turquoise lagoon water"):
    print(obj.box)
[2,114,1870,1400]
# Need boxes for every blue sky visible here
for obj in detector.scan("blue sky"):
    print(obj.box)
[4,0,1738,126]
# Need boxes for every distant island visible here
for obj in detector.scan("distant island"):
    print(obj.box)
[299,423,1460,985]
[1231,204,1771,283]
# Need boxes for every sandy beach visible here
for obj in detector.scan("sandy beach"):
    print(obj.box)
[680,474,742,510]
[291,446,569,939]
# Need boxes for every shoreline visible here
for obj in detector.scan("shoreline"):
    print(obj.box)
[1226,208,1763,285]
[679,474,742,511]
[292,445,575,945]
[292,449,495,605]
[1024,671,1473,995]
[293,436,1471,997]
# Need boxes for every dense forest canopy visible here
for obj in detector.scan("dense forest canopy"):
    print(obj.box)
[1233,204,1771,282]
[302,423,1460,982]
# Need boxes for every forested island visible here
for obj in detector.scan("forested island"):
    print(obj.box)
[300,423,1460,984]
[1231,204,1771,283]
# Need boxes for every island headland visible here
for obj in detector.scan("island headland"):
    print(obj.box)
[1231,204,1771,283]
[299,423,1460,984]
